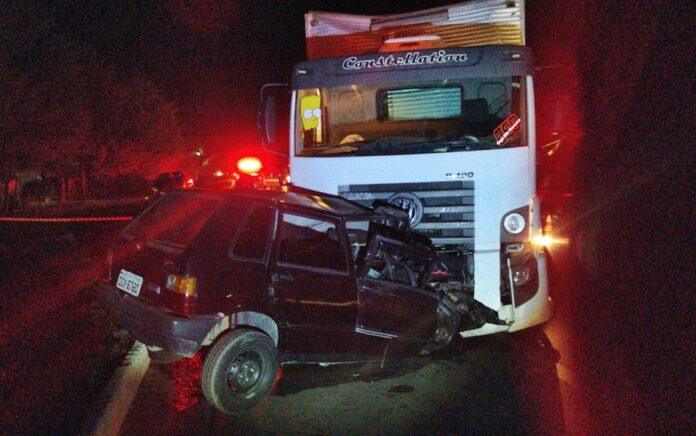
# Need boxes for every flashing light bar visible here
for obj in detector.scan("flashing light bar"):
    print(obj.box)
[237,157,263,175]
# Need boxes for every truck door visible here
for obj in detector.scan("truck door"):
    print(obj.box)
[270,210,358,354]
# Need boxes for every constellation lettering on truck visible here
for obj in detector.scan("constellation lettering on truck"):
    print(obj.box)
[342,50,469,71]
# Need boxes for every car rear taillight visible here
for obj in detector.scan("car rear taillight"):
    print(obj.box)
[166,274,197,297]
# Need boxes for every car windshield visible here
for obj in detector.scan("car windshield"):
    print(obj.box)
[295,76,527,157]
[124,192,221,248]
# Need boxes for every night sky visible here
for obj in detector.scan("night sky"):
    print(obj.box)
[44,0,460,156]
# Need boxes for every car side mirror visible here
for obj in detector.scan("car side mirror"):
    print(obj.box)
[258,83,290,156]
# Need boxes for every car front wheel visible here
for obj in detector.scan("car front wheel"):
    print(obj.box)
[201,329,279,414]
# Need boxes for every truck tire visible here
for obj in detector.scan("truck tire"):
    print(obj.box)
[201,329,279,414]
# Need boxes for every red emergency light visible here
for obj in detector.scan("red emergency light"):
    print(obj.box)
[237,156,263,175]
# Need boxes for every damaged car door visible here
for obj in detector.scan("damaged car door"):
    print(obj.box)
[355,224,458,346]
[270,209,358,355]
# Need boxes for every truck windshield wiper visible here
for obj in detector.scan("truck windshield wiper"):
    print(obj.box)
[351,137,430,156]
[303,136,482,156]
[425,136,480,151]
[301,144,361,156]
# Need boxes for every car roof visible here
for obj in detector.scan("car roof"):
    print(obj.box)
[189,187,377,220]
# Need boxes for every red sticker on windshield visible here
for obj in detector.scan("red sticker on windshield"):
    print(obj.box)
[494,114,522,146]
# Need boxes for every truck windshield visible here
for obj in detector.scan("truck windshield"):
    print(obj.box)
[296,76,527,157]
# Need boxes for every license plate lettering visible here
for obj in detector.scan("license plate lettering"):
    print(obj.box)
[116,270,143,297]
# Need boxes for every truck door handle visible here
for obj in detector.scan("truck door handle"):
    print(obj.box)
[272,272,294,283]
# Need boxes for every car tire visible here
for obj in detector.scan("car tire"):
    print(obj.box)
[201,329,279,415]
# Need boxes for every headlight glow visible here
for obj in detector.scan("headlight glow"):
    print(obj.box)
[533,234,569,248]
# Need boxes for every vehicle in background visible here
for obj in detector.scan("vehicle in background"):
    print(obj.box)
[151,171,194,197]
[258,0,552,339]
[195,155,287,190]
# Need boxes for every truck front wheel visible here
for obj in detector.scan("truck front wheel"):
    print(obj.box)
[201,329,279,414]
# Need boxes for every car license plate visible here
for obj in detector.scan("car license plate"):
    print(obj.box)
[116,269,143,297]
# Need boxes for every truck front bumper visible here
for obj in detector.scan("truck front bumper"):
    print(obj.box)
[461,250,553,338]
[96,282,223,357]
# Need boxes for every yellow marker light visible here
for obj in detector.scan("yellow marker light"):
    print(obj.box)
[237,157,263,175]
[166,274,197,297]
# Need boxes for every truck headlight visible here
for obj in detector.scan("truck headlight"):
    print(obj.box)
[503,212,526,235]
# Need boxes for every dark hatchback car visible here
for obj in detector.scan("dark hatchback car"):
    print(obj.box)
[151,171,192,197]
[96,188,465,414]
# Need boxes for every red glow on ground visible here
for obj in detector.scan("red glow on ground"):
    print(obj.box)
[165,353,203,412]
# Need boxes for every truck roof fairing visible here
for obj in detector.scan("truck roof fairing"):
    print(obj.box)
[292,45,534,90]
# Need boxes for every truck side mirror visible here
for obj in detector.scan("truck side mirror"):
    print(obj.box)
[258,83,290,156]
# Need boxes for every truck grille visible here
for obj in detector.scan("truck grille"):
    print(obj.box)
[338,181,474,248]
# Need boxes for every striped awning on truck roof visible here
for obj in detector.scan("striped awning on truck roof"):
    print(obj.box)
[305,0,524,60]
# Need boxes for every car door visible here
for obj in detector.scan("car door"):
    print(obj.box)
[224,201,276,311]
[270,209,358,355]
[356,234,440,342]
[356,278,439,342]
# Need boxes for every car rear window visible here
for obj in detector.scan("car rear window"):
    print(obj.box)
[124,192,221,248]
[231,205,275,261]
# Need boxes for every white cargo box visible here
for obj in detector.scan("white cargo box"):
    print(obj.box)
[305,0,525,60]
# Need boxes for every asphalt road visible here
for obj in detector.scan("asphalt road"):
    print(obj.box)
[0,203,583,434]
[121,333,566,435]
[119,244,581,435]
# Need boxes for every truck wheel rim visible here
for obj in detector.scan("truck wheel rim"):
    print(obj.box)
[227,350,262,392]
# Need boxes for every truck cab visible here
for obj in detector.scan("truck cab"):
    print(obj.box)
[258,1,552,338]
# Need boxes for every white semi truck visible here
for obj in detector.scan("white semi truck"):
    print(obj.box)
[258,0,552,337]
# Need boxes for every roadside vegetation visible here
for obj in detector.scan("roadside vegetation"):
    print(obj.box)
[0,220,133,434]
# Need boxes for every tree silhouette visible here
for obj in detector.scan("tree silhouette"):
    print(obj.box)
[1,1,187,200]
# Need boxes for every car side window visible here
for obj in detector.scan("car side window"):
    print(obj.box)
[278,213,347,273]
[230,205,275,262]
